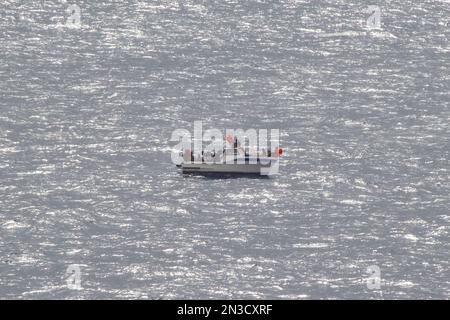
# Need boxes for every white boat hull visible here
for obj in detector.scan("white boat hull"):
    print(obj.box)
[179,158,279,175]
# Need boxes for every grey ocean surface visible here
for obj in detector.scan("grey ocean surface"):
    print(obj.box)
[0,0,449,299]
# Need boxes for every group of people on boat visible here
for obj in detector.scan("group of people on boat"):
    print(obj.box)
[184,136,274,163]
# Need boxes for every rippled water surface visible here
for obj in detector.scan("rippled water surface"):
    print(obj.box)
[0,0,449,299]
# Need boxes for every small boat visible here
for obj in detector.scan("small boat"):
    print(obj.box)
[176,136,282,176]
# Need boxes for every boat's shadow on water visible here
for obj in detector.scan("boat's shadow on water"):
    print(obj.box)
[181,172,271,180]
